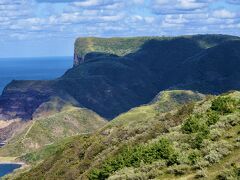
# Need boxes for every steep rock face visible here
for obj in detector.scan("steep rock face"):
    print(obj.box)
[73,51,83,66]
[0,81,54,120]
[0,89,52,120]
[0,35,240,121]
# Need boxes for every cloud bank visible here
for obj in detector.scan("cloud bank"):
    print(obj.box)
[0,0,239,56]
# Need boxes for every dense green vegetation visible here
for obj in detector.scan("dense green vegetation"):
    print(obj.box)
[5,90,240,180]
[89,138,178,179]
[211,96,238,114]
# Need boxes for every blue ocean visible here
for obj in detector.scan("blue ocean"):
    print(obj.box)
[0,56,72,94]
[0,164,22,177]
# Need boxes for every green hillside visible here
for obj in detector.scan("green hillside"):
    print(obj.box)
[9,90,240,180]
[0,107,106,157]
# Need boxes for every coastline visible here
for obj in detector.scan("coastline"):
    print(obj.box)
[0,157,25,165]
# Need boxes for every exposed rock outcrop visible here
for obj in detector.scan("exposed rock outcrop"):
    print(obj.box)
[74,51,84,66]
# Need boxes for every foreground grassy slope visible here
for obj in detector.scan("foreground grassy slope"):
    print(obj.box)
[0,107,106,157]
[7,90,206,178]
[9,91,240,180]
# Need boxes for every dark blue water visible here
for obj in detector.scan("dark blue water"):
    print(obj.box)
[0,164,22,177]
[0,57,72,93]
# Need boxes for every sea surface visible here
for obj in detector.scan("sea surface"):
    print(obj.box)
[0,56,72,94]
[0,164,22,177]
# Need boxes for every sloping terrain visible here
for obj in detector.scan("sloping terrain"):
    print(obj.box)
[7,90,240,179]
[0,107,106,157]
[173,40,240,92]
[0,34,240,121]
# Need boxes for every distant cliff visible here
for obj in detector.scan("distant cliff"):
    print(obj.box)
[73,35,237,66]
[73,37,154,66]
[0,34,240,121]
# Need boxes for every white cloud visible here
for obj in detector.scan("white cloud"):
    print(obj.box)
[226,0,240,4]
[0,0,239,42]
[73,0,100,7]
[212,9,236,19]
[152,0,212,14]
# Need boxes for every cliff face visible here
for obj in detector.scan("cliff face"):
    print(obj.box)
[0,81,54,120]
[0,35,240,121]
[74,50,84,66]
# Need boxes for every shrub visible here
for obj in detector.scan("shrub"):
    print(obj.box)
[188,150,201,165]
[181,115,202,134]
[204,150,222,164]
[210,129,222,141]
[195,169,207,179]
[192,133,206,149]
[216,172,230,180]
[167,164,190,176]
[216,164,240,180]
[211,97,237,114]
[206,110,220,126]
[203,140,232,164]
[167,153,179,166]
[89,138,178,179]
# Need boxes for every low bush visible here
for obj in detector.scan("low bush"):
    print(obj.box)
[89,138,178,179]
[204,150,222,164]
[181,115,210,149]
[192,133,207,149]
[203,140,233,164]
[167,164,190,176]
[181,115,203,134]
[210,129,222,141]
[188,150,201,165]
[211,96,237,114]
[195,169,207,179]
[216,164,240,180]
[206,110,220,126]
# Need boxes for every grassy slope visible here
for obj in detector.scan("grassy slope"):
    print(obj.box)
[14,90,201,166]
[0,107,106,157]
[8,90,211,179]
[108,92,240,180]
[9,91,240,179]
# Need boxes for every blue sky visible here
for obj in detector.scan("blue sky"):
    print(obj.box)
[0,0,240,57]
